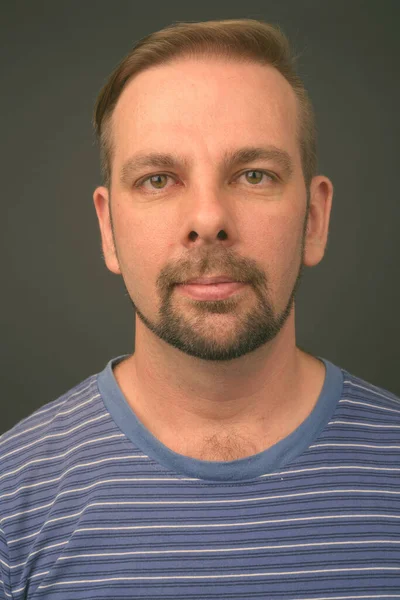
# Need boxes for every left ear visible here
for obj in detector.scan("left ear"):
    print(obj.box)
[303,175,334,267]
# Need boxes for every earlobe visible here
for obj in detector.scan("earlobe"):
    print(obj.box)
[303,176,334,268]
[92,186,122,275]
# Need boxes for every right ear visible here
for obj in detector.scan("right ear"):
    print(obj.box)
[93,186,122,275]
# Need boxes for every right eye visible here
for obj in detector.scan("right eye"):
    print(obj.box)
[135,173,175,192]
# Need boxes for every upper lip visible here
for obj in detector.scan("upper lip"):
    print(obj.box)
[181,276,238,284]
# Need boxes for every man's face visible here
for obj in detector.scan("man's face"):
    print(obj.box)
[96,57,312,361]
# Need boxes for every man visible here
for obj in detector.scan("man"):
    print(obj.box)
[1,18,399,599]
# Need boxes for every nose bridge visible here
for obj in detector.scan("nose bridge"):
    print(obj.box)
[181,172,238,247]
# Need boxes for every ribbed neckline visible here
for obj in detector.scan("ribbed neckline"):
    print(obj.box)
[97,354,343,482]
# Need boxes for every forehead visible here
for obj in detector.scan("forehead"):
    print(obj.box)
[111,57,300,167]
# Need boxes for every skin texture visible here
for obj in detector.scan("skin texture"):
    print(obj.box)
[93,57,333,461]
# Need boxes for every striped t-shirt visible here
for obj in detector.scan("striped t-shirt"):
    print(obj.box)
[1,354,400,599]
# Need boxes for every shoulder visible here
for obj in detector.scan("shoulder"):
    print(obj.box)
[0,372,101,454]
[0,368,128,596]
[341,368,400,414]
[333,367,400,431]
[0,369,124,546]
[0,370,116,490]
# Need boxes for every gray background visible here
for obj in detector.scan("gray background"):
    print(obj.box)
[2,0,399,433]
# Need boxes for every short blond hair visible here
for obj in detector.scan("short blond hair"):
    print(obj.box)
[93,18,316,189]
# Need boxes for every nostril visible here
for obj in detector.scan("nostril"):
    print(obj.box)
[189,231,198,241]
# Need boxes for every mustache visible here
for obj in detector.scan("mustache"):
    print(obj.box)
[156,249,267,291]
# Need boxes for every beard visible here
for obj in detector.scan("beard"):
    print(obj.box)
[120,234,306,362]
[112,194,308,362]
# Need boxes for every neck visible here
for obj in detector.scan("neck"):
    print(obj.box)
[113,309,326,460]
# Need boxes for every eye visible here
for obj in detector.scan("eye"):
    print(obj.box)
[237,170,276,186]
[135,169,277,193]
[135,173,173,192]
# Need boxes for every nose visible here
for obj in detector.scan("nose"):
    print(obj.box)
[180,185,239,249]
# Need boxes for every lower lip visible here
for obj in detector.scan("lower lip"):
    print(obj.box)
[176,282,247,300]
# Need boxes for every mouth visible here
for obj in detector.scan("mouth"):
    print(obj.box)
[175,278,247,301]
[180,275,240,285]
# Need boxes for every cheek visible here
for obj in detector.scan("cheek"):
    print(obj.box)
[274,217,305,290]
[114,206,174,291]
[249,212,303,294]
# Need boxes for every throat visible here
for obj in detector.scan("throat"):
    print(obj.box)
[167,429,275,462]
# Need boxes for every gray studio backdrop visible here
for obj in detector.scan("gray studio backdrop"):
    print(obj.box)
[2,1,399,433]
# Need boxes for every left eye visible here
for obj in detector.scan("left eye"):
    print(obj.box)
[240,170,274,185]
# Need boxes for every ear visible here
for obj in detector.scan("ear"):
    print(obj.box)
[303,175,334,267]
[93,186,122,275]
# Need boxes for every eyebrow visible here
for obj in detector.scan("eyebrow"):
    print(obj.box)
[119,145,294,185]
